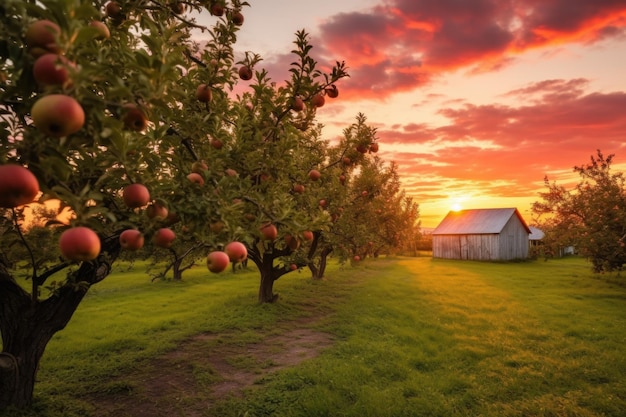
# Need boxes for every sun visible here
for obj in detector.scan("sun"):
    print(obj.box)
[451,202,463,212]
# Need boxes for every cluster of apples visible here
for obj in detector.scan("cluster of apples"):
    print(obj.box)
[292,169,321,194]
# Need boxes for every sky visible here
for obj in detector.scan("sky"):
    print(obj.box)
[198,0,626,228]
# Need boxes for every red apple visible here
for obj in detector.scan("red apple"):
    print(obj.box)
[207,251,230,273]
[31,94,85,137]
[361,191,369,197]
[25,20,62,57]
[353,255,361,262]
[225,241,247,262]
[291,96,304,112]
[339,174,346,184]
[154,228,175,248]
[302,230,314,241]
[33,53,72,86]
[369,142,379,153]
[89,21,110,40]
[356,144,368,154]
[59,227,101,261]
[210,3,225,16]
[123,183,150,208]
[308,169,321,181]
[231,11,244,25]
[342,156,351,166]
[0,165,40,208]
[105,1,122,18]
[289,263,298,271]
[146,201,168,220]
[238,65,252,80]
[122,103,148,131]
[260,223,278,241]
[225,168,238,177]
[187,172,204,185]
[210,138,223,149]
[293,184,305,194]
[195,84,212,102]
[319,199,327,208]
[325,84,339,98]
[191,160,208,173]
[311,93,325,108]
[119,229,144,250]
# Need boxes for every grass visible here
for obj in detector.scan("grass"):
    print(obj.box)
[3,257,626,416]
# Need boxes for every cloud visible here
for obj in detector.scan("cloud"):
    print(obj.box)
[309,0,626,99]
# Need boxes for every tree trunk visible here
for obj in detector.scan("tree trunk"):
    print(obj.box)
[309,246,332,280]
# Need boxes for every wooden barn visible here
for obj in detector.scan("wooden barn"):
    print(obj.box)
[432,208,531,261]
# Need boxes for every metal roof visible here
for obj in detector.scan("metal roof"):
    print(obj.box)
[432,208,531,235]
[529,226,545,240]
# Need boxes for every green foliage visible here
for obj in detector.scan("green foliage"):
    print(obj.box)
[533,150,626,272]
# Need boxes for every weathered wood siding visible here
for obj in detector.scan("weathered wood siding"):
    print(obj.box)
[433,215,529,260]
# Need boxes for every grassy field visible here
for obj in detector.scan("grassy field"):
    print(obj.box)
[3,256,626,417]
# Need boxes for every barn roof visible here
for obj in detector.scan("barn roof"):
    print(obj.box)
[529,226,545,240]
[432,208,531,235]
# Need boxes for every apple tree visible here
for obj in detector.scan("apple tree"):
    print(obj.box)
[532,150,626,272]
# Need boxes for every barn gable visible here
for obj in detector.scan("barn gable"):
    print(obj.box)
[432,208,531,261]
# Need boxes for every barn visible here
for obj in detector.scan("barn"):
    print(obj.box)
[432,208,531,261]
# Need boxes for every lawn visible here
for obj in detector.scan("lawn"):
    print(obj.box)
[3,256,625,417]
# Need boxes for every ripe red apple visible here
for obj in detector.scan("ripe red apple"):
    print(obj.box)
[369,142,379,153]
[59,227,101,261]
[225,241,247,262]
[293,184,305,194]
[231,11,244,26]
[319,199,327,208]
[308,169,321,181]
[153,228,176,248]
[342,157,351,166]
[122,103,148,131]
[89,20,110,39]
[325,84,339,98]
[291,96,304,112]
[225,168,238,177]
[0,165,40,208]
[187,172,204,185]
[302,230,314,241]
[119,229,144,250]
[290,263,298,271]
[238,65,252,80]
[210,3,225,16]
[31,94,85,138]
[207,251,230,273]
[353,255,361,262]
[195,84,212,102]
[260,223,278,241]
[311,93,325,108]
[339,174,346,184]
[146,201,168,220]
[123,183,150,208]
[25,20,62,57]
[33,54,72,86]
[210,138,223,149]
[105,1,123,18]
[361,191,369,197]
[356,144,368,154]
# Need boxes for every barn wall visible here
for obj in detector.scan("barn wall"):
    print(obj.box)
[433,234,500,260]
[498,216,529,260]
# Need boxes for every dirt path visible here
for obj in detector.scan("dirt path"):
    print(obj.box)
[88,321,335,417]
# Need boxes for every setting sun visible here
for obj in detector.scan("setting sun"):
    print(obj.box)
[451,203,462,211]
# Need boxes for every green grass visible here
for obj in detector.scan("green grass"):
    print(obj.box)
[3,257,626,417]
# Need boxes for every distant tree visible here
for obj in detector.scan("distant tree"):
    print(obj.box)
[532,150,626,272]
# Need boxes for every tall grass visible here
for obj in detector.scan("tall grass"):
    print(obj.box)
[3,257,625,417]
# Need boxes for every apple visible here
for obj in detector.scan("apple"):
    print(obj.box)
[319,199,327,208]
[225,168,238,177]
[225,241,247,262]
[369,142,379,153]
[123,183,150,208]
[284,234,300,251]
[353,255,361,262]
[289,264,298,271]
[260,223,278,241]
[187,172,204,185]
[308,169,321,181]
[33,53,72,86]
[195,84,212,102]
[105,1,123,18]
[146,201,168,220]
[31,94,85,138]
[325,84,339,98]
[311,93,325,108]
[291,96,304,112]
[153,227,175,248]
[122,104,148,131]
[89,21,110,39]
[210,138,223,149]
[342,156,351,166]
[238,65,252,80]
[231,11,244,26]
[209,220,225,233]
[0,165,40,208]
[356,144,368,154]
[207,251,230,273]
[59,227,101,261]
[25,20,62,57]
[339,174,346,184]
[210,3,225,16]
[119,229,144,250]
[293,184,305,194]
[361,191,369,197]
[244,213,256,222]
[191,160,208,173]
[302,230,314,241]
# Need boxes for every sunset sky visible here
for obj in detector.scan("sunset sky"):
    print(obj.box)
[199,0,626,228]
